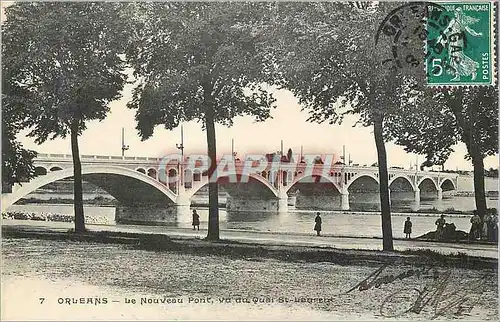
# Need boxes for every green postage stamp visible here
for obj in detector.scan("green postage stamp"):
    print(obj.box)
[426,2,495,86]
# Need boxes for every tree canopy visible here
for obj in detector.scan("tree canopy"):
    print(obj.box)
[3,2,128,141]
[2,2,129,231]
[268,2,409,250]
[126,2,276,136]
[125,2,277,239]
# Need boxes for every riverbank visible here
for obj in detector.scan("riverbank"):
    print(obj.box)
[3,236,497,321]
[2,223,497,267]
[12,197,479,215]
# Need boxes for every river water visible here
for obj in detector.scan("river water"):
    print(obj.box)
[6,194,499,239]
[2,238,498,321]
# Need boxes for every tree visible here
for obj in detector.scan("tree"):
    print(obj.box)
[125,2,276,240]
[2,3,128,232]
[2,64,37,191]
[387,86,498,219]
[269,2,404,250]
[1,105,37,192]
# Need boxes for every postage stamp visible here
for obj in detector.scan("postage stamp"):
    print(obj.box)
[426,2,495,86]
[375,1,496,86]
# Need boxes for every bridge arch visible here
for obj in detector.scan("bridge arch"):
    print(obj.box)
[49,166,63,172]
[417,177,439,191]
[188,173,279,198]
[389,175,416,191]
[147,168,157,179]
[2,165,176,210]
[285,174,341,194]
[440,178,456,191]
[346,173,379,190]
[34,166,48,176]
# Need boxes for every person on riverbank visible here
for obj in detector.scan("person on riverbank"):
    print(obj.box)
[469,212,481,240]
[192,209,200,231]
[314,212,322,236]
[404,217,412,239]
[435,215,446,240]
[491,214,498,242]
[482,212,492,241]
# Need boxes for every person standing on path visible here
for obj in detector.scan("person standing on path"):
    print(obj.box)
[314,212,322,236]
[404,217,412,239]
[192,209,200,231]
[470,212,481,240]
[435,215,446,240]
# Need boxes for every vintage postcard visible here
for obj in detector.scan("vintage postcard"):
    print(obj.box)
[1,1,498,321]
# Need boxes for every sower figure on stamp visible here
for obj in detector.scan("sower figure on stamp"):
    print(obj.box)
[314,212,322,236]
[404,217,412,239]
[192,209,200,231]
[437,7,483,81]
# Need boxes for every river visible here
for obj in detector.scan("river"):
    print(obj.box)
[6,193,498,239]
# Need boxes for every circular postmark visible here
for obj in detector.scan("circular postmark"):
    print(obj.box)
[375,2,447,74]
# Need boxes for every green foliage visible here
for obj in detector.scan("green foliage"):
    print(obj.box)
[1,89,37,188]
[2,2,129,141]
[268,2,401,251]
[387,85,498,166]
[269,2,404,127]
[125,2,276,139]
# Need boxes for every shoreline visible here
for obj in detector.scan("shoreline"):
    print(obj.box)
[7,203,478,216]
[2,224,497,270]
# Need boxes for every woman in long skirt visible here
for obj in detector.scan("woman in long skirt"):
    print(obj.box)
[314,212,322,236]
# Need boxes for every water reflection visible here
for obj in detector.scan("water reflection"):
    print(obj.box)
[7,195,497,238]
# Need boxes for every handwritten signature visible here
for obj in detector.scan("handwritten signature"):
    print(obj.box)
[345,262,489,319]
[380,269,488,319]
[345,261,435,293]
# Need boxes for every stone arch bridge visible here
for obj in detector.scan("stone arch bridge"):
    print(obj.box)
[2,153,459,223]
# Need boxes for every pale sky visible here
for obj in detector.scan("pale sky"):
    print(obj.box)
[16,83,498,171]
[3,2,498,171]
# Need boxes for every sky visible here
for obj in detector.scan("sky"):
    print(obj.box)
[2,1,498,171]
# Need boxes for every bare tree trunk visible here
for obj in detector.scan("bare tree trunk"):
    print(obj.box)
[70,122,85,233]
[205,105,220,240]
[373,116,394,251]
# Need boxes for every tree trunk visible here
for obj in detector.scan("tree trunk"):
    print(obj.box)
[205,106,220,240]
[447,90,488,220]
[373,116,394,251]
[70,122,85,233]
[472,154,487,220]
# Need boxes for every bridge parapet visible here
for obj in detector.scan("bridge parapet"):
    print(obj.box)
[36,153,164,164]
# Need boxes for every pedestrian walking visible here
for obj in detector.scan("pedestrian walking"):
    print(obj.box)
[435,215,446,240]
[192,209,200,231]
[314,212,322,236]
[404,217,412,239]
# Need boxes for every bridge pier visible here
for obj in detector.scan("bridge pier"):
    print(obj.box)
[413,188,420,211]
[278,190,288,213]
[437,187,443,200]
[288,195,297,208]
[341,189,349,210]
[115,205,178,225]
[175,187,191,223]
